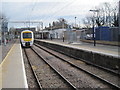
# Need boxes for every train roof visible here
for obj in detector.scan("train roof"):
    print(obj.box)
[21,30,33,33]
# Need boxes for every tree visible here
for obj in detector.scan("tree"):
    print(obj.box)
[111,4,119,27]
[57,18,68,28]
[83,2,119,27]
[52,21,55,26]
[94,2,113,26]
[0,13,8,23]
[47,18,68,30]
[49,23,51,27]
[82,16,94,28]
[0,13,8,33]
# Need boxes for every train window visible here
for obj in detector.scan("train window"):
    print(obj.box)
[23,33,32,38]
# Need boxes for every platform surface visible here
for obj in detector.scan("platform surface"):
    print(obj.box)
[36,39,119,58]
[0,42,28,89]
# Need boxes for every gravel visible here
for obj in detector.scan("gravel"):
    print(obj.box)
[22,49,40,88]
[35,44,120,87]
[33,45,114,89]
[25,48,73,89]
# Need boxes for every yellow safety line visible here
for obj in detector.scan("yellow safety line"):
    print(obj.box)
[0,43,16,66]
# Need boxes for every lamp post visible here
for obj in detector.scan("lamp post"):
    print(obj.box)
[41,22,43,39]
[62,19,65,42]
[119,1,120,43]
[75,17,77,28]
[89,9,99,46]
[40,22,43,39]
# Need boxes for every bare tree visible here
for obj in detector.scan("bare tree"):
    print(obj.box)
[0,13,8,33]
[94,2,113,26]
[52,18,68,29]
[58,18,68,28]
[111,3,119,27]
[83,2,119,27]
[0,13,8,23]
[82,16,93,28]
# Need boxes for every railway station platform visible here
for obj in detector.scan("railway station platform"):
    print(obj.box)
[0,41,28,89]
[35,39,119,57]
[35,39,119,70]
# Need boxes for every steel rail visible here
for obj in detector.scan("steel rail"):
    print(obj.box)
[23,48,43,90]
[34,42,120,76]
[34,42,120,75]
[31,47,77,90]
[34,43,120,89]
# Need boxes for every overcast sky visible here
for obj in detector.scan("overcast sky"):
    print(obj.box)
[1,0,118,28]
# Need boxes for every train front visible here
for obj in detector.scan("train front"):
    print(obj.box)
[21,30,34,47]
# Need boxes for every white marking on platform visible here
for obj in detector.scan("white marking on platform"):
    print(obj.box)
[1,44,28,88]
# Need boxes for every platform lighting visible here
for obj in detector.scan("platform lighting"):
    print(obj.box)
[75,17,77,28]
[89,9,99,46]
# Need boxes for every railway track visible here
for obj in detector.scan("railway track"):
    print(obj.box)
[24,48,43,89]
[34,43,120,89]
[35,41,119,76]
[24,48,76,89]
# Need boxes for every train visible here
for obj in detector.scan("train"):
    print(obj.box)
[20,30,34,47]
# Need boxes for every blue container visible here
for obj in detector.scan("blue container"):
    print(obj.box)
[95,26,111,41]
[95,27,100,40]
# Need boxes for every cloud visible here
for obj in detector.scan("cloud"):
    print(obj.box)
[2,0,116,28]
[2,2,32,19]
[2,0,68,2]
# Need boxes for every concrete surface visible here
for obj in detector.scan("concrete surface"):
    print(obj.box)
[35,39,120,71]
[0,43,28,89]
[39,39,119,57]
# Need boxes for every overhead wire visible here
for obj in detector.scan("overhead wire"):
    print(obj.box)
[25,0,37,28]
[30,1,62,21]
[27,0,69,28]
[29,0,38,20]
[25,0,77,28]
[41,0,76,26]
[29,0,38,28]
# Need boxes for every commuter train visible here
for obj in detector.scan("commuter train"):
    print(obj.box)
[20,30,34,47]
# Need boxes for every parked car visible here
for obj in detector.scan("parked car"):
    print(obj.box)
[85,34,93,40]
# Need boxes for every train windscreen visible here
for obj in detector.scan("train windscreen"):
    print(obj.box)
[23,33,32,38]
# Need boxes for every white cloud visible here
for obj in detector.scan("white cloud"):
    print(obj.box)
[2,0,117,28]
[2,0,68,2]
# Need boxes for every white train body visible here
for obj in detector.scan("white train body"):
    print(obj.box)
[20,30,34,47]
